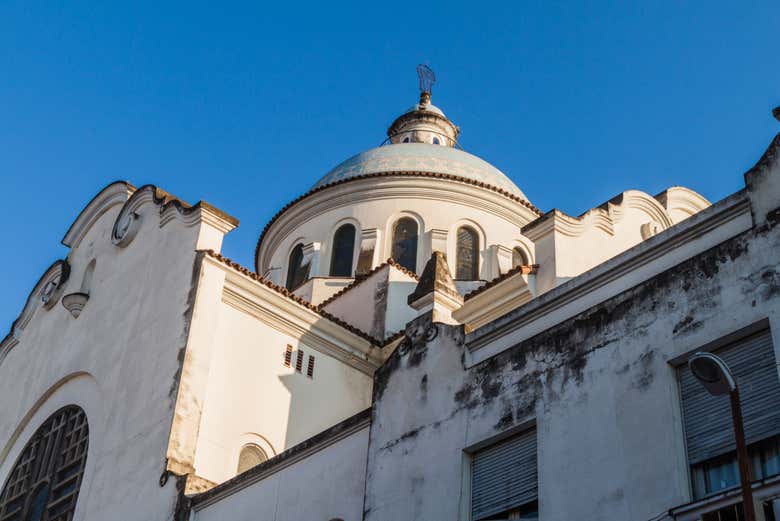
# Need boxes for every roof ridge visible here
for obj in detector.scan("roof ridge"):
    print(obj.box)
[317,258,420,311]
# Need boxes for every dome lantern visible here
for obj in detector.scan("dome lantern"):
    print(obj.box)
[387,66,460,147]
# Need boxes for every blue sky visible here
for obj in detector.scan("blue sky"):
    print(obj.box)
[1,1,779,327]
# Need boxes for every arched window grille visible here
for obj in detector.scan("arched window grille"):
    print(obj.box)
[391,218,418,273]
[456,226,479,280]
[286,244,309,291]
[330,224,356,277]
[0,405,89,521]
[237,444,268,474]
[512,247,529,268]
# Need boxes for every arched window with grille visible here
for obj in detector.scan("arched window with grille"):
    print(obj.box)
[391,218,418,273]
[286,244,309,291]
[330,224,357,277]
[237,444,268,474]
[0,405,89,521]
[512,247,529,268]
[456,226,479,280]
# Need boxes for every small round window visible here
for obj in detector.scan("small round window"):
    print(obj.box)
[432,137,440,145]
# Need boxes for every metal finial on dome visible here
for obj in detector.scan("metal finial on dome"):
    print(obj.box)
[416,64,436,105]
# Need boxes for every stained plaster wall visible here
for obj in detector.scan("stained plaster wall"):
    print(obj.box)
[0,188,220,520]
[365,149,780,521]
[188,267,373,486]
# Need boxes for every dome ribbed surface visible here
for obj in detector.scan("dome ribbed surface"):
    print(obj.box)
[312,143,526,200]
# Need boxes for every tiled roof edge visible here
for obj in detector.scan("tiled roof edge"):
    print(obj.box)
[254,171,544,272]
[463,264,539,301]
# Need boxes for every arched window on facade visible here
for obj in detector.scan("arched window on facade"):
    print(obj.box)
[286,244,309,291]
[456,226,479,280]
[237,443,268,474]
[391,218,418,273]
[0,405,89,521]
[512,247,529,268]
[330,224,357,277]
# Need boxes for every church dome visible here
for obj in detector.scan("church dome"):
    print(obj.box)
[312,143,528,200]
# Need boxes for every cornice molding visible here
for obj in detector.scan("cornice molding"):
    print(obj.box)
[204,255,382,374]
[654,186,712,221]
[522,189,677,241]
[453,271,534,332]
[190,409,371,511]
[1,260,70,365]
[62,181,135,248]
[467,190,752,365]
[256,175,541,273]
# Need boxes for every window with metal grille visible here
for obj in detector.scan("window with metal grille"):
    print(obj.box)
[0,405,89,521]
[284,345,292,367]
[470,428,538,521]
[678,327,780,498]
[456,226,479,280]
[307,355,315,378]
[295,349,304,373]
[236,444,267,474]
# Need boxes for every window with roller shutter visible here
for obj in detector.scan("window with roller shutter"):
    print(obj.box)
[677,327,780,499]
[470,428,538,521]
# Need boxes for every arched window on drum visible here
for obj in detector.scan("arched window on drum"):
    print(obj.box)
[286,244,309,291]
[330,224,357,277]
[391,218,418,273]
[456,226,479,280]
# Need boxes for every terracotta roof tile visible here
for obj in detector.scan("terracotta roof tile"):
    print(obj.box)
[201,249,383,345]
[463,264,539,301]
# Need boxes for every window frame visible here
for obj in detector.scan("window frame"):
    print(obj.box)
[455,226,480,280]
[285,243,309,291]
[390,216,420,273]
[329,223,358,278]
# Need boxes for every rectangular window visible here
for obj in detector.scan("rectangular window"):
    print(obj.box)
[307,355,315,378]
[284,345,292,367]
[678,327,780,499]
[295,349,304,373]
[470,428,538,521]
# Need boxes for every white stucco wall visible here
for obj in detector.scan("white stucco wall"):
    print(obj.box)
[191,296,373,485]
[192,424,369,521]
[0,183,230,520]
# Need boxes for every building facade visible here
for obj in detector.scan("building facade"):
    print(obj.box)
[1,88,779,521]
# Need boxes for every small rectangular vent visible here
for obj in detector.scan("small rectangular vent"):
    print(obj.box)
[307,355,315,378]
[295,350,304,373]
[284,345,292,367]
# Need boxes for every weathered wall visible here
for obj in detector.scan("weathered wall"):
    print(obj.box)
[365,153,780,520]
[0,183,231,520]
[191,420,370,521]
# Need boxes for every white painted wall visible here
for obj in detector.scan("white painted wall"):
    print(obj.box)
[0,183,229,520]
[191,297,373,485]
[193,426,369,521]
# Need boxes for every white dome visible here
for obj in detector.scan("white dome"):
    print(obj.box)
[312,143,528,200]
